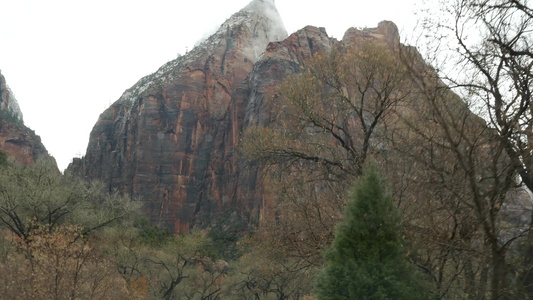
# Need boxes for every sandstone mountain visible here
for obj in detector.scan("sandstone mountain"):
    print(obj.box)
[68,0,402,233]
[0,70,49,165]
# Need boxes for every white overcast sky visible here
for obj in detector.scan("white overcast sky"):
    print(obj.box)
[0,0,421,170]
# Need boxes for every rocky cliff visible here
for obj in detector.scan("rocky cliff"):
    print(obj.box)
[0,70,49,165]
[69,0,402,233]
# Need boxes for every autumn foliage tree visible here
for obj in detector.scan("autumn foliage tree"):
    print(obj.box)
[0,158,143,299]
[105,226,228,300]
[0,157,140,241]
[242,41,411,179]
[240,40,414,297]
[241,40,411,237]
[0,224,132,300]
[0,157,232,299]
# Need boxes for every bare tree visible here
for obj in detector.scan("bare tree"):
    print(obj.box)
[397,1,533,296]
[239,41,418,299]
[391,69,521,298]
[242,42,411,179]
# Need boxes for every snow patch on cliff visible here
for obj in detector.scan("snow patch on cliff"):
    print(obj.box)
[195,0,287,60]
[118,0,288,105]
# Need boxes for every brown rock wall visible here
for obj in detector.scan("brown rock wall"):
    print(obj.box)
[0,71,49,165]
[342,20,400,50]
[72,0,289,232]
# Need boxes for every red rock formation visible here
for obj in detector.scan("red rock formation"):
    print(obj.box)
[71,0,287,233]
[342,20,400,49]
[0,71,49,165]
[70,0,403,233]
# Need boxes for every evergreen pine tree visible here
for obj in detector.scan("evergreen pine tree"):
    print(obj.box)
[315,167,432,299]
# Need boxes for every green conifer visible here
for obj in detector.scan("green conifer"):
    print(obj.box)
[315,167,432,299]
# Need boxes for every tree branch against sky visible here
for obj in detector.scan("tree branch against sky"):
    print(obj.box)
[242,42,411,179]
[410,0,533,298]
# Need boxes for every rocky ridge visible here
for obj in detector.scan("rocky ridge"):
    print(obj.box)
[0,70,49,164]
[0,72,23,121]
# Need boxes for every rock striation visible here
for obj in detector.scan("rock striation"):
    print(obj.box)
[69,0,402,233]
[0,70,49,165]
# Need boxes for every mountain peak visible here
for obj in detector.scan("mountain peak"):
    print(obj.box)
[243,0,277,11]
[210,0,287,61]
[116,0,287,106]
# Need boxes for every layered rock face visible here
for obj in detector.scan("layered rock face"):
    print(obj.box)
[70,0,402,233]
[0,70,49,164]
